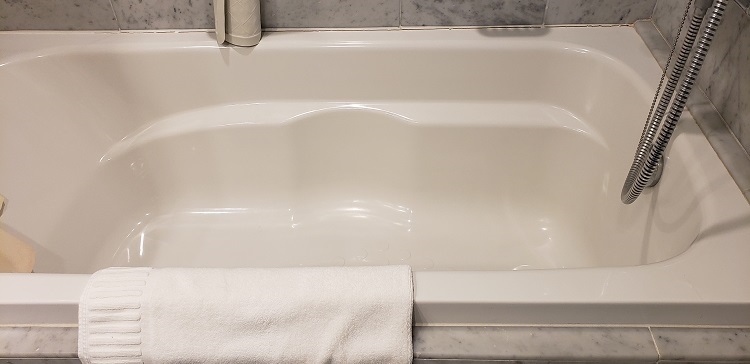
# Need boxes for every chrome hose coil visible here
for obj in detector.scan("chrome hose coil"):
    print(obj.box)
[621,0,727,204]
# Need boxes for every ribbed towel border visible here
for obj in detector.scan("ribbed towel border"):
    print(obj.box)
[78,267,151,364]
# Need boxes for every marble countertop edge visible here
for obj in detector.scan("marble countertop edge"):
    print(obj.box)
[3,325,750,362]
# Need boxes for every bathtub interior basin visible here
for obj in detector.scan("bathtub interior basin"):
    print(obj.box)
[1,27,749,326]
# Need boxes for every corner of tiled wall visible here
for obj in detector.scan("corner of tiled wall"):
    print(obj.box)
[652,0,750,153]
[2,0,662,31]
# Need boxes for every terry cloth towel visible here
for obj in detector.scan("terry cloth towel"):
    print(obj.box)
[78,266,413,364]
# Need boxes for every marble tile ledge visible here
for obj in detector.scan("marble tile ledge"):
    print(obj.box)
[0,327,76,359]
[3,325,750,363]
[634,20,750,204]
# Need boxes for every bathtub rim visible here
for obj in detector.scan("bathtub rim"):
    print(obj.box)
[4,232,750,328]
[1,26,749,327]
[4,214,750,326]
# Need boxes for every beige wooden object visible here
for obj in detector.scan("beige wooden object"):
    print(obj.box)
[0,195,35,273]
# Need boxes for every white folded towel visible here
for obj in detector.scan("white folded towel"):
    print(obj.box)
[79,266,413,364]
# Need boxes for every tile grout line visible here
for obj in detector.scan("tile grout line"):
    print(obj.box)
[648,327,663,361]
[734,0,748,12]
[399,0,403,30]
[107,0,122,32]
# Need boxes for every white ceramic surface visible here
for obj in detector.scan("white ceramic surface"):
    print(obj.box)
[0,27,748,326]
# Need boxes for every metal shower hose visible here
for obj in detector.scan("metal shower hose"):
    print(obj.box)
[621,0,728,204]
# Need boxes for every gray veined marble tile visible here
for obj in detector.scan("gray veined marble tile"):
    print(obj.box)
[687,90,750,196]
[0,0,118,31]
[111,0,214,30]
[545,0,657,25]
[695,0,750,154]
[652,0,692,45]
[413,326,658,361]
[653,0,750,166]
[635,20,674,66]
[401,0,546,27]
[651,327,750,361]
[0,326,77,358]
[262,0,399,28]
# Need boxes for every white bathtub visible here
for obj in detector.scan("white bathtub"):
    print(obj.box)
[1,27,749,326]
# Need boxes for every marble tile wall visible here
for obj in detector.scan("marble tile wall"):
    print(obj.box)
[652,0,750,154]
[1,0,660,31]
[545,0,657,25]
[0,0,118,30]
[110,0,214,30]
[400,0,547,27]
